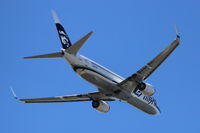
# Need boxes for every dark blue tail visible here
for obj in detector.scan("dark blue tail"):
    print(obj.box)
[52,10,72,49]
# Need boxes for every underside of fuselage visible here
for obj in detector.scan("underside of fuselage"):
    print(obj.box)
[70,60,160,115]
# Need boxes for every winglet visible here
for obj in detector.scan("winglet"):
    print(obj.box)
[9,87,19,100]
[174,24,180,38]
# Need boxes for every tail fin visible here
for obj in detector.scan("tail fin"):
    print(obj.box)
[23,11,93,59]
[51,10,72,49]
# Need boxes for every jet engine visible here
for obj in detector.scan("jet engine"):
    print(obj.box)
[92,100,110,113]
[136,82,155,96]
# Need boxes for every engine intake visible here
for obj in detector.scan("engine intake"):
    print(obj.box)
[92,100,110,113]
[137,82,155,96]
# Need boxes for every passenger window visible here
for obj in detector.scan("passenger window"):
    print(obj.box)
[84,59,89,64]
[91,62,98,69]
[79,58,82,61]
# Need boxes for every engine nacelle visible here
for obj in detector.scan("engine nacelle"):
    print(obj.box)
[136,82,155,96]
[92,100,110,113]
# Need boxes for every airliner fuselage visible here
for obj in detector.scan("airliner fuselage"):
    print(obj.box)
[64,52,160,115]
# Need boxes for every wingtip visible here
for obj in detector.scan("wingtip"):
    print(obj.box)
[88,31,94,36]
[9,87,18,100]
[23,57,31,59]
[174,24,180,39]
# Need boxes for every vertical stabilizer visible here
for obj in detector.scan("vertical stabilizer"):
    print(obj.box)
[51,10,72,49]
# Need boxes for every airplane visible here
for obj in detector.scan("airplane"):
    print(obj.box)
[11,11,180,115]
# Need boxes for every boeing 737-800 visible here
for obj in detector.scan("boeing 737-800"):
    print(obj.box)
[11,11,180,115]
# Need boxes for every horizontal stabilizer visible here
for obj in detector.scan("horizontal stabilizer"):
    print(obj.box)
[24,52,63,59]
[66,32,93,55]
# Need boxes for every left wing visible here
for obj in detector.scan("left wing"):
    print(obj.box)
[18,92,115,103]
[118,35,180,92]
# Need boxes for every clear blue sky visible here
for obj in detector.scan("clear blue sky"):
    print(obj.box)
[1,0,200,132]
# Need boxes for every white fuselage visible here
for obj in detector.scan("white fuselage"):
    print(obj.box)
[64,52,160,115]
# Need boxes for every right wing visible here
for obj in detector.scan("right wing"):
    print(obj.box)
[118,35,180,92]
[134,35,180,81]
[19,92,115,103]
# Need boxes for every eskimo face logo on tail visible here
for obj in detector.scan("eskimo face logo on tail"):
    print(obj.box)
[59,30,70,47]
[56,23,72,49]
